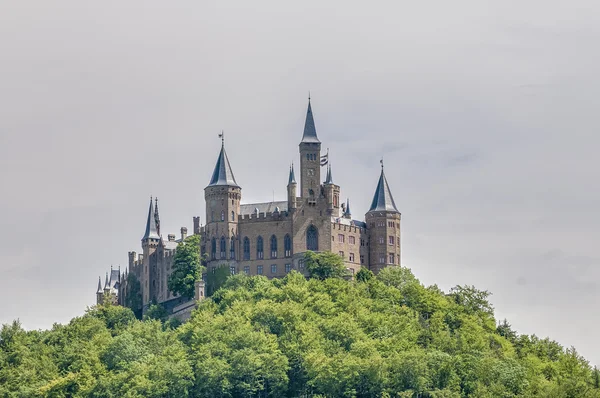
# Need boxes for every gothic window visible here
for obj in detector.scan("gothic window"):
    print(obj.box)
[389,253,395,264]
[231,211,235,221]
[211,238,216,260]
[338,234,344,243]
[230,237,235,259]
[243,237,250,260]
[349,253,355,262]
[349,236,355,245]
[379,236,384,244]
[220,236,226,259]
[270,235,277,258]
[284,234,291,257]
[257,236,264,259]
[306,225,318,251]
[221,211,225,221]
[389,236,394,245]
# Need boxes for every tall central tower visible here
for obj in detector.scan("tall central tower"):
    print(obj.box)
[299,99,322,202]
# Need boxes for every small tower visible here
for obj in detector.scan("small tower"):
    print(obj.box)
[287,163,297,211]
[141,197,160,306]
[366,162,401,274]
[96,276,103,304]
[323,163,340,215]
[299,98,322,201]
[205,134,241,266]
[344,198,352,219]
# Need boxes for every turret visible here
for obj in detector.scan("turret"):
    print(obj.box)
[323,163,340,214]
[205,134,241,264]
[366,162,401,273]
[287,163,297,211]
[299,98,322,201]
[96,276,103,304]
[141,197,160,307]
[344,198,352,219]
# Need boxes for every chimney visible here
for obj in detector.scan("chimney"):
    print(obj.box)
[193,217,200,234]
[181,227,188,241]
[168,234,176,242]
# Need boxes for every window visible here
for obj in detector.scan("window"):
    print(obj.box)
[271,264,277,274]
[230,237,235,259]
[257,236,264,259]
[338,234,344,243]
[243,237,250,260]
[360,238,365,246]
[211,267,216,274]
[220,236,226,259]
[389,236,394,245]
[299,260,305,270]
[221,211,225,221]
[284,235,291,257]
[285,263,291,273]
[379,254,385,264]
[349,253,355,262]
[332,235,334,242]
[211,238,216,260]
[389,253,395,264]
[270,235,278,258]
[306,225,318,251]
[360,254,365,264]
[230,266,236,275]
[349,236,355,245]
[378,236,384,244]
[339,251,344,259]
[257,265,263,275]
[243,266,250,274]
[231,211,235,221]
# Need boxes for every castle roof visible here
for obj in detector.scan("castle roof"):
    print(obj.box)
[288,164,296,185]
[368,167,399,213]
[143,197,160,240]
[345,198,351,217]
[96,277,103,294]
[240,201,288,216]
[208,141,239,188]
[301,99,320,144]
[324,163,334,184]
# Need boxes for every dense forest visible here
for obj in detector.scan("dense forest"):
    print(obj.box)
[1,254,598,397]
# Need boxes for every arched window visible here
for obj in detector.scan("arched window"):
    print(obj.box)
[230,236,235,259]
[243,237,250,260]
[221,211,225,221]
[306,225,318,251]
[257,236,264,259]
[270,235,277,259]
[231,211,235,221]
[220,236,226,259]
[211,238,216,260]
[284,234,292,257]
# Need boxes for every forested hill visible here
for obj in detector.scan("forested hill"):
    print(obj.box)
[1,266,599,397]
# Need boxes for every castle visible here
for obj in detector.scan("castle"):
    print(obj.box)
[96,99,401,314]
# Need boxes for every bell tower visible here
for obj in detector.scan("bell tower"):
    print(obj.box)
[299,98,322,202]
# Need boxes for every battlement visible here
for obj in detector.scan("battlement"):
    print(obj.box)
[331,221,366,235]
[239,210,289,223]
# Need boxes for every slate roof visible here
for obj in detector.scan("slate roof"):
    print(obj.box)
[288,164,296,184]
[301,100,320,143]
[208,143,239,187]
[240,201,288,216]
[324,164,333,184]
[143,197,160,240]
[368,168,399,213]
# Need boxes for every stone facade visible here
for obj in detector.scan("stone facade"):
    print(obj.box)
[97,100,402,313]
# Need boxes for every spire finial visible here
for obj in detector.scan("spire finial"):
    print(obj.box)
[308,91,311,102]
[219,130,225,146]
[380,157,384,170]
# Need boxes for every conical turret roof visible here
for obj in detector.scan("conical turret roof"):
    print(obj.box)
[324,164,334,184]
[288,163,297,184]
[368,167,399,213]
[97,277,103,294]
[208,141,239,187]
[345,198,351,217]
[143,197,160,240]
[301,99,320,143]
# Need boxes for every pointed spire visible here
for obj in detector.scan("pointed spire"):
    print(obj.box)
[288,163,296,185]
[154,197,160,236]
[104,272,109,290]
[143,197,160,240]
[345,198,352,217]
[324,163,334,184]
[97,276,103,294]
[208,135,240,187]
[368,164,399,213]
[301,98,320,143]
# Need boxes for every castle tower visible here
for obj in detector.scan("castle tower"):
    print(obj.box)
[287,163,297,211]
[205,135,241,265]
[141,197,160,306]
[96,276,103,304]
[366,163,401,274]
[344,198,352,219]
[299,99,322,202]
[323,163,340,215]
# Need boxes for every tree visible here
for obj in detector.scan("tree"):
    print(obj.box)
[206,264,232,296]
[304,251,348,280]
[144,302,168,323]
[356,267,374,283]
[168,234,204,299]
[125,273,142,317]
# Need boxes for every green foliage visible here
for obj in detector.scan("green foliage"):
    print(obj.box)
[168,234,204,299]
[124,272,142,317]
[205,264,231,297]
[356,267,374,282]
[304,250,348,280]
[144,303,168,323]
[1,267,598,397]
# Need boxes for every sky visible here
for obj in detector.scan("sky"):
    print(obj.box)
[1,0,599,364]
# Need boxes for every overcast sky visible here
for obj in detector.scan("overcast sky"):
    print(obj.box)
[1,0,599,364]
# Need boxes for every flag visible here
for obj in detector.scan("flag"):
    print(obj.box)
[320,152,328,166]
